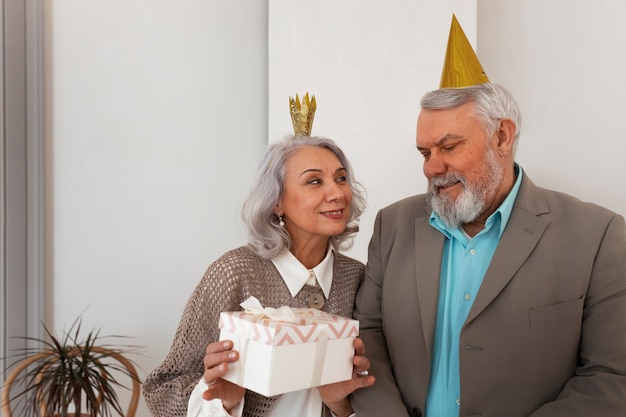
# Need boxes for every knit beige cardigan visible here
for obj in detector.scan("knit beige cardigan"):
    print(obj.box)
[143,245,365,417]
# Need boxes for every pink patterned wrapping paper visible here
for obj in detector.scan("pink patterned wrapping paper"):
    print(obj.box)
[218,308,359,346]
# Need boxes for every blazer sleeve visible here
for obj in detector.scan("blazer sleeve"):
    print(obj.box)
[351,208,412,417]
[530,213,626,416]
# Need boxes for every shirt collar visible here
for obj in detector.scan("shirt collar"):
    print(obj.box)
[429,164,523,239]
[271,246,334,299]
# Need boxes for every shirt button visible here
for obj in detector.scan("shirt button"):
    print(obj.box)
[456,398,461,406]
[470,249,476,255]
[464,293,471,301]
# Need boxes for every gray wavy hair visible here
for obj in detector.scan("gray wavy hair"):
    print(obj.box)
[242,134,367,259]
[420,83,522,155]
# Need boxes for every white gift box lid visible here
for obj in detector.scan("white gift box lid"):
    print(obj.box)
[219,308,359,346]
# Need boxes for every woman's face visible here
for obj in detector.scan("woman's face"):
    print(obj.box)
[276,146,353,250]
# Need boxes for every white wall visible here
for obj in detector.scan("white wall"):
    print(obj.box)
[43,2,626,417]
[478,0,626,216]
[45,2,267,415]
[268,0,477,261]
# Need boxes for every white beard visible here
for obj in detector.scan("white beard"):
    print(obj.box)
[426,147,503,229]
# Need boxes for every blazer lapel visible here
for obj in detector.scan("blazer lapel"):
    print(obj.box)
[415,205,445,359]
[466,174,550,324]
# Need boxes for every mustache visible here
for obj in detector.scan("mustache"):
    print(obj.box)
[430,173,466,188]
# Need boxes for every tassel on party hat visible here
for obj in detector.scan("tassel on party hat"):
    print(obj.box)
[289,92,316,136]
[439,14,490,88]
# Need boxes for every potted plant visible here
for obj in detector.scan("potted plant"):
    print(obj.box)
[1,316,141,417]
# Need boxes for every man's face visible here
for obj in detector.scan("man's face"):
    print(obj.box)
[416,102,505,228]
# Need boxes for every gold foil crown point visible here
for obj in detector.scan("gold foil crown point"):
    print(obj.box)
[289,92,317,136]
[439,14,490,88]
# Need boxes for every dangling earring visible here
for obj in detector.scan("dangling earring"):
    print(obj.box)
[278,215,285,227]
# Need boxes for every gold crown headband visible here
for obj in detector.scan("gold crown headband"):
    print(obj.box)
[289,92,316,136]
[439,14,490,88]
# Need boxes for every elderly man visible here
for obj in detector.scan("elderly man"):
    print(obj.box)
[351,16,626,417]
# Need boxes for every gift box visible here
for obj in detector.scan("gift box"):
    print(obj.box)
[218,297,359,397]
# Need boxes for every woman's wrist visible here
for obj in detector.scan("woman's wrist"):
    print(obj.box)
[330,411,356,417]
[222,400,239,414]
[326,398,354,417]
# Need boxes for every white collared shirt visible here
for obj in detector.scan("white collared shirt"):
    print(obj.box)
[272,246,334,299]
[187,247,335,417]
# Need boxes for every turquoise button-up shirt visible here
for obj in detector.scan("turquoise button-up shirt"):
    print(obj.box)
[425,166,522,417]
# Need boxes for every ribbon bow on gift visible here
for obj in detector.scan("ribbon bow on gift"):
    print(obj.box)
[240,296,300,323]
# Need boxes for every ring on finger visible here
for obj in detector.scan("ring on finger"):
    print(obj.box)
[355,369,369,377]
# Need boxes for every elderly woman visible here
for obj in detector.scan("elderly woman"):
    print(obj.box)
[143,134,374,417]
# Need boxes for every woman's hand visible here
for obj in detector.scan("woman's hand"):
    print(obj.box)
[201,340,245,412]
[317,337,375,417]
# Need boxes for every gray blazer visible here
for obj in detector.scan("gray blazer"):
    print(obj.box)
[352,172,626,417]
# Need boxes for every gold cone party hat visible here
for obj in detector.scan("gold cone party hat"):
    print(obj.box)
[439,14,490,88]
[289,92,316,136]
